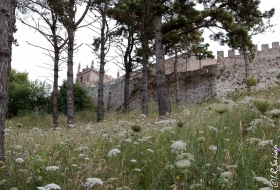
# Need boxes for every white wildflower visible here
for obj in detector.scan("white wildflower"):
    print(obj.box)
[175,159,191,169]
[208,126,218,132]
[225,165,238,170]
[78,154,85,158]
[107,148,121,157]
[269,109,280,118]
[37,187,46,190]
[46,166,59,171]
[220,171,233,178]
[134,168,141,171]
[155,120,176,125]
[0,179,6,185]
[85,124,91,130]
[84,178,103,187]
[170,141,186,154]
[131,159,137,163]
[14,146,22,150]
[15,158,24,164]
[37,183,61,190]
[139,114,146,118]
[197,137,205,142]
[182,109,190,116]
[176,153,194,161]
[147,149,154,153]
[45,183,61,190]
[160,127,173,133]
[124,138,132,142]
[253,177,271,186]
[164,162,174,170]
[244,96,253,103]
[67,124,75,128]
[247,138,261,144]
[208,145,217,151]
[72,164,77,167]
[258,140,273,147]
[190,184,202,189]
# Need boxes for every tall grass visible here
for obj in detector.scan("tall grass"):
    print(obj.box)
[2,86,280,189]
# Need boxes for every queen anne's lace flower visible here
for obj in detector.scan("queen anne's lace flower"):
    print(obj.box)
[208,126,218,132]
[208,145,217,151]
[247,138,261,144]
[46,166,59,171]
[258,140,273,147]
[190,184,202,189]
[160,127,173,133]
[15,158,24,164]
[175,159,191,169]
[220,171,233,178]
[176,153,194,161]
[107,148,121,157]
[170,141,186,154]
[37,183,61,190]
[84,178,103,187]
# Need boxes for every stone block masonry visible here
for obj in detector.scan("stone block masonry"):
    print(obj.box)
[87,42,280,111]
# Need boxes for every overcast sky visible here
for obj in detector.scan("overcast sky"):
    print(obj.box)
[11,1,280,86]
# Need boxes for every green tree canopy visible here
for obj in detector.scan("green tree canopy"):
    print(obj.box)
[58,80,96,114]
[8,69,51,117]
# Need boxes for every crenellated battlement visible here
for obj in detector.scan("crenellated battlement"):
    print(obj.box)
[86,41,280,111]
[217,41,280,65]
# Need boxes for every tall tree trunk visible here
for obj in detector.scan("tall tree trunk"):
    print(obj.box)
[97,13,106,122]
[155,13,171,116]
[67,27,75,126]
[123,29,134,113]
[123,70,130,113]
[0,0,17,162]
[141,32,149,115]
[174,49,179,104]
[53,48,59,128]
[243,46,251,96]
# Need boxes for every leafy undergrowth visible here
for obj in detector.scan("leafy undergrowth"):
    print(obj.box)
[2,86,280,190]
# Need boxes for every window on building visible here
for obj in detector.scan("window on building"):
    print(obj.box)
[81,76,83,83]
[87,74,89,82]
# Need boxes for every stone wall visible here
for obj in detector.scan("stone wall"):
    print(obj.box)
[87,42,280,111]
[87,78,135,111]
[215,42,280,96]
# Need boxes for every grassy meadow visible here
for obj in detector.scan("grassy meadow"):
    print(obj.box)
[1,86,280,190]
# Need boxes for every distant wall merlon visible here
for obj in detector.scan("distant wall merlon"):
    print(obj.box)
[272,42,279,50]
[228,50,235,57]
[217,51,224,64]
[262,44,269,51]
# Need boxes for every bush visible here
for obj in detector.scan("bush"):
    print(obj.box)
[8,69,51,117]
[57,80,96,114]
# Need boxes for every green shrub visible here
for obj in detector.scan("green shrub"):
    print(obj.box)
[57,80,96,114]
[8,69,51,117]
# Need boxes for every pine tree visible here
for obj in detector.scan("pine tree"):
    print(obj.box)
[48,0,92,127]
[0,0,17,162]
